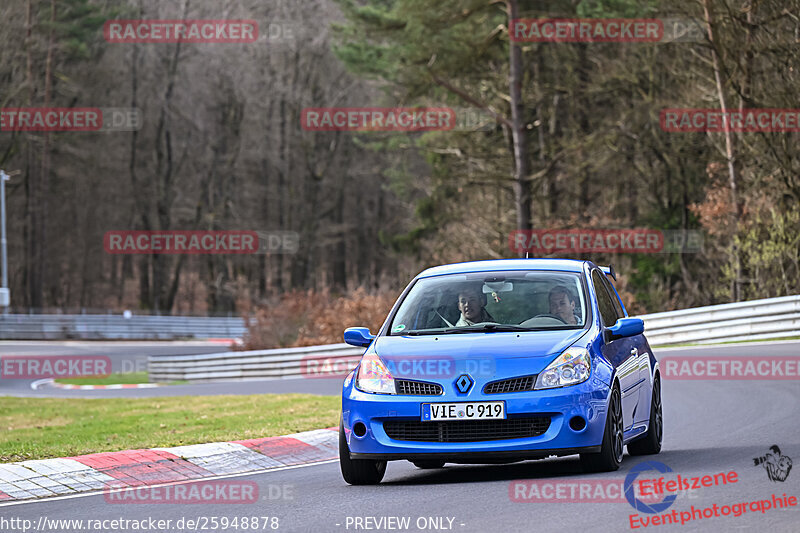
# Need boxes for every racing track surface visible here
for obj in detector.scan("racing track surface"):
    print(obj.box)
[1,342,799,532]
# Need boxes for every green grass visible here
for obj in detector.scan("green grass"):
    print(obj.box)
[54,372,188,386]
[55,372,151,386]
[0,394,340,463]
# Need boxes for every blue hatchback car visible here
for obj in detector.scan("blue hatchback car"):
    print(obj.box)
[339,259,663,484]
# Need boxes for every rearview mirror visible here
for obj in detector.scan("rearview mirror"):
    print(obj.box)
[344,327,375,347]
[483,281,513,293]
[607,318,644,339]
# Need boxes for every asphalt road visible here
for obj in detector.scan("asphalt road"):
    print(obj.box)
[1,341,799,532]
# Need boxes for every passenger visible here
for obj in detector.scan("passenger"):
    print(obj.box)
[548,286,579,325]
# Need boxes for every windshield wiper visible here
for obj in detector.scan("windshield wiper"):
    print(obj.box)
[400,323,580,335]
[442,324,535,333]
[402,329,447,336]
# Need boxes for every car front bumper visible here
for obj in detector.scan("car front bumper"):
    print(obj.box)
[342,372,611,461]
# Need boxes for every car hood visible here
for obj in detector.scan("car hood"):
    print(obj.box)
[373,329,585,360]
[370,330,587,380]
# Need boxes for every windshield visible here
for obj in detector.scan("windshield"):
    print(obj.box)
[389,270,587,335]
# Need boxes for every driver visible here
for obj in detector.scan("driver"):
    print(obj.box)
[548,286,579,325]
[455,285,494,326]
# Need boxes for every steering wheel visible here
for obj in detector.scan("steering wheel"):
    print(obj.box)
[531,313,567,324]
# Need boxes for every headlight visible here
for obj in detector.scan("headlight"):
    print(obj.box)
[534,347,591,389]
[355,353,396,394]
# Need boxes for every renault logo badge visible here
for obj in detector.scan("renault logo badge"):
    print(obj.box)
[455,374,474,394]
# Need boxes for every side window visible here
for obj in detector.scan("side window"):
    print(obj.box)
[591,270,618,327]
[601,275,625,318]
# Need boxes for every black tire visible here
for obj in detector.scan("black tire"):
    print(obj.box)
[580,385,624,473]
[339,420,386,485]
[412,460,446,469]
[627,375,663,456]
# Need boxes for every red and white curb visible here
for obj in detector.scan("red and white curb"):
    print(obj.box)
[0,428,338,502]
[46,380,162,390]
[206,338,242,345]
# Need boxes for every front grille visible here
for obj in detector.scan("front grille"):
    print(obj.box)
[384,417,551,442]
[396,379,443,396]
[483,375,536,394]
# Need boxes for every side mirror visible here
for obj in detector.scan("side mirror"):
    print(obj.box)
[344,327,375,347]
[607,318,644,339]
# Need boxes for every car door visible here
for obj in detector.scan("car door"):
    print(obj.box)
[591,269,639,431]
[600,273,651,427]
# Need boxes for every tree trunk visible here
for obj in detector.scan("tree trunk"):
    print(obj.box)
[24,0,38,309]
[576,43,592,221]
[702,0,742,301]
[506,0,532,234]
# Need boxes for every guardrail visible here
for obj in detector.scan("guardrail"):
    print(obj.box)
[148,343,362,382]
[639,294,800,346]
[148,295,800,383]
[0,314,246,340]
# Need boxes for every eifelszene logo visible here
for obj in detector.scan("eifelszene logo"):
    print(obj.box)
[625,461,678,514]
[753,445,793,482]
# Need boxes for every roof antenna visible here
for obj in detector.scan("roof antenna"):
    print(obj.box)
[525,251,529,259]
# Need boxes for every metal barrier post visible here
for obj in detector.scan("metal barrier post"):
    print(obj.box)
[0,169,12,314]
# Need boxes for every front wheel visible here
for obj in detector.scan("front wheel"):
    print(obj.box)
[339,420,386,485]
[580,385,624,472]
[627,375,663,456]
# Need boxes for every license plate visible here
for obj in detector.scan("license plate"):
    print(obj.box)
[422,401,505,421]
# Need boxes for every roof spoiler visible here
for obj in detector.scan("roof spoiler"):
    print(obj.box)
[600,265,617,281]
